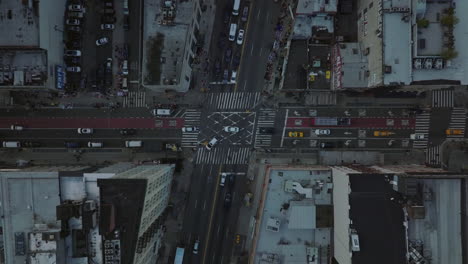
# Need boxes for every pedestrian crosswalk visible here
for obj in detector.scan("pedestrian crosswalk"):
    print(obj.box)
[431,88,454,108]
[195,147,251,164]
[122,91,146,108]
[447,107,466,138]
[181,110,202,147]
[208,92,260,110]
[255,109,276,147]
[426,145,440,167]
[413,112,430,149]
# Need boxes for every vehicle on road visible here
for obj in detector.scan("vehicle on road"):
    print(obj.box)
[313,117,351,126]
[101,24,115,30]
[320,142,335,148]
[77,128,93,134]
[193,240,200,254]
[102,15,116,24]
[68,4,83,11]
[224,192,232,208]
[259,127,274,134]
[241,6,249,21]
[288,131,304,137]
[229,23,237,41]
[68,26,82,32]
[223,9,230,24]
[68,12,84,18]
[214,59,221,74]
[66,19,80,25]
[66,66,81,73]
[373,131,394,137]
[220,173,227,186]
[231,71,237,83]
[232,53,240,68]
[10,125,24,131]
[182,126,199,132]
[120,129,136,135]
[125,141,142,148]
[228,174,235,186]
[151,109,171,116]
[65,50,82,57]
[23,141,41,148]
[123,0,129,15]
[224,126,239,133]
[223,69,229,82]
[315,129,331,135]
[165,143,182,152]
[445,129,463,135]
[410,133,424,140]
[88,142,103,148]
[232,0,240,15]
[122,60,128,75]
[236,29,244,45]
[65,142,79,148]
[96,37,109,46]
[3,141,21,148]
[123,15,129,30]
[102,8,115,15]
[175,247,185,264]
[206,137,218,150]
[225,48,232,63]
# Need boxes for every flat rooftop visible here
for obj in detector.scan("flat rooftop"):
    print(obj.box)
[307,44,331,90]
[383,13,411,85]
[254,168,332,263]
[0,49,47,86]
[296,0,337,15]
[0,0,39,46]
[283,40,308,90]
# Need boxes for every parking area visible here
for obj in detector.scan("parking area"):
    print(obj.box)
[63,0,129,94]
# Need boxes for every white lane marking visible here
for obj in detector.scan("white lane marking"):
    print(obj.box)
[194,199,198,208]
[257,9,261,20]
[280,109,289,147]
[250,44,254,55]
[266,11,270,22]
[260,47,263,54]
[217,225,221,236]
[243,80,247,90]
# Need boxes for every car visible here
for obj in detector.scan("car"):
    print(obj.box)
[66,66,81,72]
[224,126,239,133]
[214,60,221,74]
[223,9,230,24]
[223,69,229,82]
[68,4,83,11]
[102,15,116,24]
[65,50,81,57]
[121,60,128,75]
[77,128,93,134]
[65,142,80,148]
[123,15,129,30]
[151,109,171,116]
[66,19,80,25]
[236,29,244,45]
[320,142,335,148]
[288,131,304,137]
[259,127,274,134]
[224,192,232,208]
[67,41,81,49]
[182,126,199,132]
[68,11,84,18]
[88,142,103,148]
[23,141,41,148]
[10,125,24,131]
[103,2,113,7]
[225,48,232,63]
[120,129,136,135]
[106,58,112,72]
[102,8,115,15]
[96,37,109,46]
[445,129,464,135]
[66,57,81,64]
[101,24,115,30]
[206,137,218,150]
[241,6,249,22]
[337,118,351,125]
[67,26,82,32]
[220,173,227,186]
[315,129,330,135]
[193,239,200,254]
[232,53,240,68]
[231,71,237,83]
[228,174,235,186]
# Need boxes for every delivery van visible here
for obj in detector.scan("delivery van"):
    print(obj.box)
[125,141,142,148]
[3,141,21,148]
[232,0,240,15]
[229,23,237,41]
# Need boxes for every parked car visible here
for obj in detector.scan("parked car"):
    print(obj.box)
[68,4,83,11]
[241,6,249,22]
[96,37,109,46]
[315,129,330,135]
[66,66,81,72]
[67,26,82,32]
[224,192,232,208]
[193,239,200,254]
[66,19,80,25]
[232,53,240,68]
[224,126,239,133]
[65,50,82,57]
[102,15,116,23]
[67,57,81,64]
[68,11,84,18]
[120,129,136,135]
[230,71,237,83]
[102,9,115,15]
[182,126,199,132]
[103,2,113,7]
[77,128,93,134]
[225,48,232,63]
[101,24,115,30]
[123,15,129,30]
[220,173,227,186]
[67,41,81,49]
[236,29,244,45]
[224,9,230,24]
[288,131,304,137]
[88,142,103,148]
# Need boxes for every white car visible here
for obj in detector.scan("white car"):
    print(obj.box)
[66,66,81,72]
[78,128,93,134]
[101,24,115,30]
[315,129,330,135]
[96,37,109,46]
[224,126,239,133]
[88,142,103,148]
[182,126,199,132]
[220,173,227,186]
[10,125,24,131]
[66,19,80,25]
[68,4,83,11]
[230,71,237,83]
[206,137,218,150]
[236,29,244,45]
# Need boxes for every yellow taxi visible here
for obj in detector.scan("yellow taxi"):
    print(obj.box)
[445,129,464,135]
[288,131,304,137]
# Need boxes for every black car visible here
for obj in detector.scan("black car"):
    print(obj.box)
[123,15,129,30]
[337,118,351,126]
[223,9,230,24]
[66,57,81,64]
[228,174,235,186]
[23,141,41,148]
[224,192,232,208]
[320,142,335,148]
[102,15,116,24]
[225,48,232,63]
[232,53,240,68]
[67,41,81,49]
[120,129,136,135]
[259,127,275,134]
[214,60,221,74]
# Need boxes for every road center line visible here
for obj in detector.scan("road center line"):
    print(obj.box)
[280,109,289,147]
[203,200,206,210]
[257,9,261,20]
[243,80,247,90]
[194,199,198,208]
[250,44,254,55]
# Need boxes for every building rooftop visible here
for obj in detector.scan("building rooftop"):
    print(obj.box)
[253,168,332,263]
[333,42,368,89]
[283,40,308,90]
[296,0,337,15]
[0,0,39,47]
[0,49,47,87]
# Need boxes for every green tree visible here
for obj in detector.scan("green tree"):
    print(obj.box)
[440,14,459,26]
[417,18,429,28]
[441,48,458,60]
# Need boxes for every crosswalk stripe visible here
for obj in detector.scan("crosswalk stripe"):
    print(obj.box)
[207,92,261,110]
[413,112,430,149]
[426,146,440,166]
[432,89,454,108]
[122,91,146,108]
[254,109,276,148]
[447,107,466,138]
[195,147,251,164]
[181,109,202,147]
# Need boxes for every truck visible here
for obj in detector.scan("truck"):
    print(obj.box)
[313,117,351,126]
[373,131,395,137]
[174,247,184,264]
